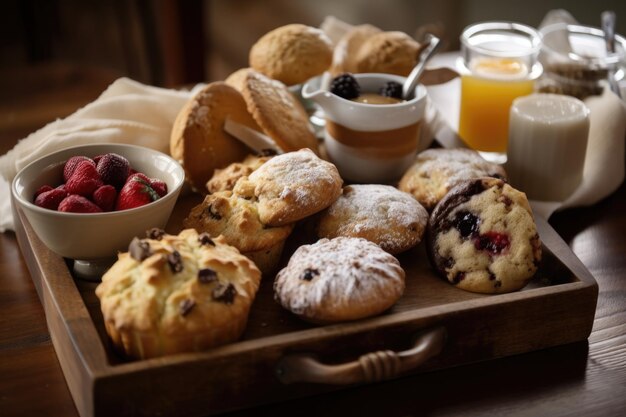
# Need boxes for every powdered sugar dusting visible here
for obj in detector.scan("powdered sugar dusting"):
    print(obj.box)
[274,237,405,321]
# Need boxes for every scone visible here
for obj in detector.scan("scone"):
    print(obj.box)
[274,237,405,323]
[426,178,542,294]
[242,70,319,153]
[317,184,428,254]
[224,67,252,92]
[95,229,261,359]
[355,31,423,76]
[331,24,382,75]
[249,24,333,86]
[233,149,343,227]
[183,191,293,274]
[398,148,507,211]
[206,154,273,194]
[170,82,259,191]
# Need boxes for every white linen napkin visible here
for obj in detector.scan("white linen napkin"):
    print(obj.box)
[0,77,202,232]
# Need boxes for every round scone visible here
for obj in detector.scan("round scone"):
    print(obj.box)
[170,82,260,192]
[398,148,507,211]
[242,70,319,153]
[206,154,273,194]
[426,178,542,294]
[95,229,261,359]
[274,237,405,323]
[232,149,343,226]
[317,184,428,254]
[224,67,252,92]
[249,24,333,86]
[355,31,423,76]
[183,191,293,274]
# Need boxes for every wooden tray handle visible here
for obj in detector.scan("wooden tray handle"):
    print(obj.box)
[275,327,446,385]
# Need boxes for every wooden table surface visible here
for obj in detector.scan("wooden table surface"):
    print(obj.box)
[1,66,625,417]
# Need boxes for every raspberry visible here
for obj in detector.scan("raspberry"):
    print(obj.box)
[330,73,360,100]
[474,232,510,255]
[65,160,103,197]
[58,195,103,213]
[379,81,403,99]
[96,153,130,189]
[93,184,117,211]
[34,188,68,210]
[63,156,95,182]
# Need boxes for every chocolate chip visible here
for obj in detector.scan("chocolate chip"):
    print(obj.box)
[301,268,319,281]
[129,237,151,261]
[198,268,217,284]
[444,257,455,269]
[198,232,215,246]
[167,250,183,273]
[212,283,236,304]
[206,204,222,220]
[494,280,502,288]
[179,299,196,316]
[489,272,497,281]
[146,228,165,240]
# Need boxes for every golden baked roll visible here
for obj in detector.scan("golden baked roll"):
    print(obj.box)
[317,184,428,254]
[183,191,293,275]
[274,237,405,323]
[249,24,333,86]
[355,31,423,76]
[95,229,261,359]
[206,154,273,194]
[232,149,343,227]
[398,148,507,211]
[170,82,259,192]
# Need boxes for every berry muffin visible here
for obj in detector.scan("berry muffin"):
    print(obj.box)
[183,191,293,275]
[95,229,261,359]
[232,149,343,227]
[249,24,333,86]
[317,184,428,254]
[206,153,274,194]
[426,178,542,294]
[398,148,507,211]
[274,237,405,323]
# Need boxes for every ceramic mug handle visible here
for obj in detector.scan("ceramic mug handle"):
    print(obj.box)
[275,327,446,385]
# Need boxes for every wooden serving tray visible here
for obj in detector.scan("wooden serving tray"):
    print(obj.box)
[14,195,598,417]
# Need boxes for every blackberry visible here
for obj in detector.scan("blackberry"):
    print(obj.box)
[379,81,403,99]
[330,73,360,100]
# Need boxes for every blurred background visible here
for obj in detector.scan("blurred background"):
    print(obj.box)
[1,0,625,151]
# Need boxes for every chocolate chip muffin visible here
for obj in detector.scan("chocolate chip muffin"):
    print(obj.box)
[317,184,428,254]
[426,178,541,294]
[95,229,261,359]
[398,148,507,211]
[274,237,405,323]
[183,190,293,275]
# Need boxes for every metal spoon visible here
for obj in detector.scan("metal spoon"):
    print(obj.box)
[402,34,442,100]
[601,10,622,99]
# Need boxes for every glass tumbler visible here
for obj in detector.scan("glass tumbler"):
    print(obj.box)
[457,22,543,163]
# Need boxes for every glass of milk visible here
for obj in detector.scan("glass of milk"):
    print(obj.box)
[506,93,590,201]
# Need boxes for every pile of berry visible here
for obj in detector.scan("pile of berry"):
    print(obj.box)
[34,153,167,213]
[329,73,403,100]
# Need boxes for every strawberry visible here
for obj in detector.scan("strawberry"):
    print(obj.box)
[58,195,102,213]
[92,154,104,165]
[34,185,54,198]
[93,184,117,211]
[63,156,95,182]
[149,179,168,197]
[34,188,68,210]
[65,160,103,197]
[96,153,130,189]
[116,173,160,211]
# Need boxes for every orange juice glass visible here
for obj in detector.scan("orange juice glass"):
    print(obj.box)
[458,22,542,163]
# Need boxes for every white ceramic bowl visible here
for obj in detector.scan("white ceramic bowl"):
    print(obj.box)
[302,73,428,183]
[11,143,185,279]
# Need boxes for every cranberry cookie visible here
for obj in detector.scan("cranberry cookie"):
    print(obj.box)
[274,237,405,323]
[426,178,541,294]
[96,229,261,359]
[398,148,507,211]
[317,184,428,254]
